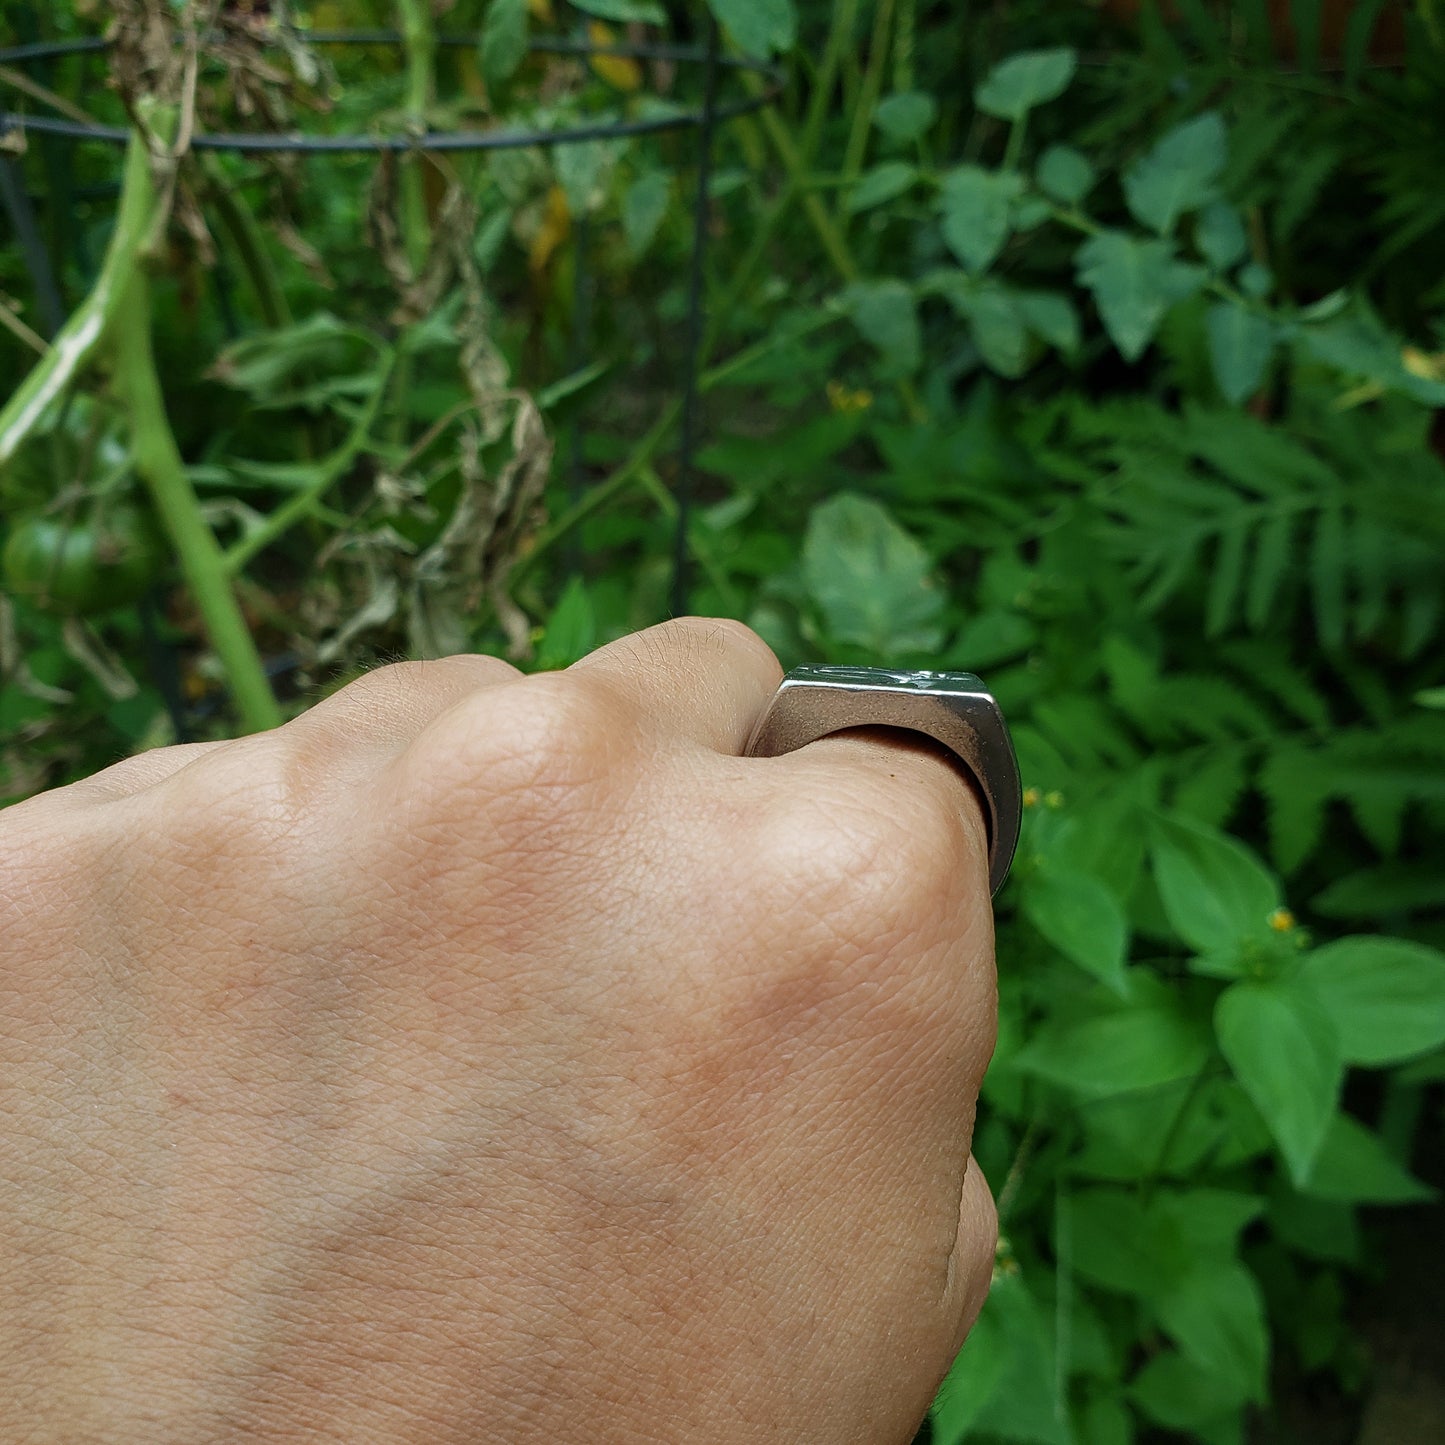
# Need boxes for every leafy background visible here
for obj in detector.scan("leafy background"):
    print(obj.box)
[1,2,1443,1442]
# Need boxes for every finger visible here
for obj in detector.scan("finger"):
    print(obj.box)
[568,616,783,756]
[947,1157,998,1354]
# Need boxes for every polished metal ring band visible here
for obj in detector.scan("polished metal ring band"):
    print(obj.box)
[743,666,1022,896]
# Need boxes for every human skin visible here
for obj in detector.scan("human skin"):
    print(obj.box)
[0,617,998,1444]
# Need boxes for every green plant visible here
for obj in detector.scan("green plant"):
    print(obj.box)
[2,3,1443,1442]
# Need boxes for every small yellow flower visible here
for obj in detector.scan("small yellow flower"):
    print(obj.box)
[1268,907,1295,932]
[1044,789,1065,809]
[1022,786,1042,808]
[826,379,874,414]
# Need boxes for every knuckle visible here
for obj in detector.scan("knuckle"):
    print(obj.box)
[409,671,626,811]
[758,787,960,947]
[672,614,779,666]
[148,736,317,876]
[734,785,994,1039]
[333,653,518,711]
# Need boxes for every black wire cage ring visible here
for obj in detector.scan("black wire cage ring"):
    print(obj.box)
[0,30,782,153]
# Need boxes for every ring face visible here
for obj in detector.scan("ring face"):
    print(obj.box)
[744,665,1021,896]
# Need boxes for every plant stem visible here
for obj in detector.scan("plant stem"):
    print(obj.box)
[112,272,281,734]
[221,361,394,577]
[395,0,437,273]
[840,0,896,190]
[757,105,857,282]
[741,78,925,422]
[514,400,682,582]
[0,130,158,469]
[701,309,842,392]
[0,61,98,126]
[1002,113,1028,174]
[800,0,862,169]
[892,0,916,93]
[0,300,48,356]
[201,166,292,330]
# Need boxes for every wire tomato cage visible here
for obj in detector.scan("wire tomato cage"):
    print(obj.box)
[0,21,782,728]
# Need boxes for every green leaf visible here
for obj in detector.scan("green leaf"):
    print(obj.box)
[1155,1264,1268,1402]
[1238,261,1273,299]
[955,282,1030,377]
[212,313,380,398]
[568,0,666,19]
[480,0,530,86]
[946,609,1037,669]
[1131,1350,1251,1432]
[704,0,796,58]
[840,279,921,373]
[1075,1080,1210,1180]
[1015,289,1081,353]
[1215,980,1343,1185]
[1011,194,1052,230]
[1123,111,1228,235]
[555,138,621,217]
[1075,231,1203,362]
[845,161,917,214]
[1162,1188,1266,1258]
[535,358,612,414]
[1016,978,1211,1098]
[1400,1049,1445,1084]
[1037,144,1094,204]
[535,577,597,671]
[874,91,938,143]
[1268,1185,1360,1264]
[1302,1114,1436,1204]
[1076,1396,1133,1445]
[1071,1187,1263,1300]
[938,1271,1072,1445]
[930,1293,1008,1441]
[975,47,1078,121]
[802,493,945,655]
[1206,302,1275,405]
[1312,860,1445,920]
[1302,304,1445,405]
[939,166,1022,273]
[1071,1190,1183,1295]
[1021,864,1129,993]
[1311,498,1347,651]
[1195,201,1249,270]
[1298,935,1445,1065]
[1148,813,1280,955]
[622,171,672,258]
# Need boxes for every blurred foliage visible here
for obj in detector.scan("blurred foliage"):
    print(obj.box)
[2,2,1444,1443]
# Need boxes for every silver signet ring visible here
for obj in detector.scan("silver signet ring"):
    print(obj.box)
[743,665,1022,897]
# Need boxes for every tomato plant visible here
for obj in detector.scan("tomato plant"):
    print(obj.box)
[2,501,167,615]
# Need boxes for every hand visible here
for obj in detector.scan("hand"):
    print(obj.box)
[1,618,997,1444]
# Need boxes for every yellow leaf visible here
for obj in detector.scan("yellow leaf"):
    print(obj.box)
[529,184,571,274]
[587,20,642,92]
[457,48,487,102]
[527,0,554,20]
[1403,346,1445,382]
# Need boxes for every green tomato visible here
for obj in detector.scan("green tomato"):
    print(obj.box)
[2,503,167,614]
